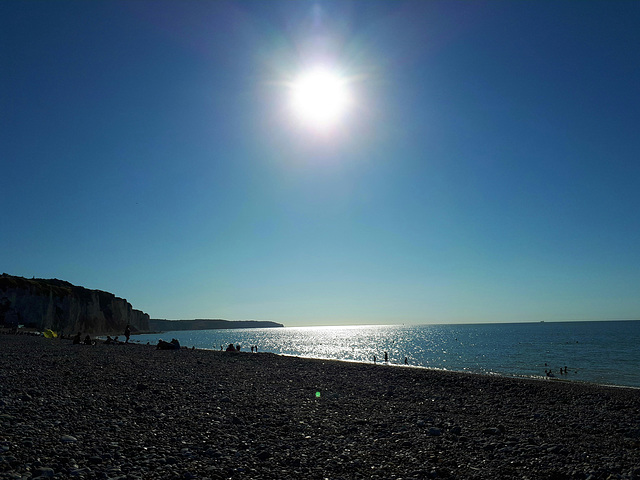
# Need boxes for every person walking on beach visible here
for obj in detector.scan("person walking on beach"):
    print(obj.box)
[384,351,388,363]
[124,324,131,344]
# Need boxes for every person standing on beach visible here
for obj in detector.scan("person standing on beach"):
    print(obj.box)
[124,324,131,343]
[384,351,388,363]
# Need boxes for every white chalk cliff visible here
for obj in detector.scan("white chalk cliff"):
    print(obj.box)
[0,274,149,335]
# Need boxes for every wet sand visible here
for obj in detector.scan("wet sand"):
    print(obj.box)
[1,334,639,479]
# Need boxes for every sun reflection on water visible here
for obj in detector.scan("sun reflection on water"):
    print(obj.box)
[132,321,640,388]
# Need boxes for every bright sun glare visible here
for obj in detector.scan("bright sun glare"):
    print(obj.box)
[290,67,351,130]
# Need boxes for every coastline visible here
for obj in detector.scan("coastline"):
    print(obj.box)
[272,351,640,392]
[1,334,639,479]
[129,321,640,390]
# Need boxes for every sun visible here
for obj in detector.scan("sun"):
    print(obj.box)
[290,67,351,130]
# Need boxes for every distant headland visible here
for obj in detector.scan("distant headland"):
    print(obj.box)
[149,319,284,332]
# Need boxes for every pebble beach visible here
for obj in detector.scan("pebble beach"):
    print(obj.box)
[1,334,639,480]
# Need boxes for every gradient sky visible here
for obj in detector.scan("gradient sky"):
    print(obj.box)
[2,1,639,326]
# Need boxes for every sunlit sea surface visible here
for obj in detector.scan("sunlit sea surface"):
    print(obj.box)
[132,320,640,388]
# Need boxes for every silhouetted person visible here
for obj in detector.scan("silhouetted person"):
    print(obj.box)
[73,332,81,344]
[404,356,408,365]
[226,343,236,352]
[124,324,131,343]
[384,351,388,363]
[373,355,377,364]
[83,335,92,345]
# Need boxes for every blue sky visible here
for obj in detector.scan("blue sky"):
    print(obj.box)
[2,1,639,326]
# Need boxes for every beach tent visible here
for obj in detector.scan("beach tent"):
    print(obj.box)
[43,329,58,338]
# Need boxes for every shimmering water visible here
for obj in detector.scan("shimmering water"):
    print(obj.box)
[132,320,640,388]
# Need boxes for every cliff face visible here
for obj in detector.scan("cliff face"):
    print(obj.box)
[0,274,149,335]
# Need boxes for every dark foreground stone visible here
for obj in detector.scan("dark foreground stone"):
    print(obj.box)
[1,335,639,479]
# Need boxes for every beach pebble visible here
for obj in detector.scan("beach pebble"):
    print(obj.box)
[0,414,16,423]
[32,467,55,477]
[2,334,640,480]
[256,450,271,461]
[232,416,244,425]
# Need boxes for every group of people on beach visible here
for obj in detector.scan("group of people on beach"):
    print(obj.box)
[0,327,40,336]
[103,335,127,344]
[545,365,570,377]
[373,352,410,365]
[157,338,181,350]
[72,332,95,345]
[223,344,259,352]
[72,324,132,347]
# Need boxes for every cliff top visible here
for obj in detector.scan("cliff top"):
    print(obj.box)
[0,274,128,303]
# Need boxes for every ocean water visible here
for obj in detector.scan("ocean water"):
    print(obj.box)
[132,320,640,388]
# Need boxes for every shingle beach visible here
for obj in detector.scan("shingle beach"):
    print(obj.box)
[1,334,639,479]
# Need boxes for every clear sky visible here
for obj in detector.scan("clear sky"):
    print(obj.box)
[2,1,639,326]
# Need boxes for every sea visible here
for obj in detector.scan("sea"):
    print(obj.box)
[131,320,640,389]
